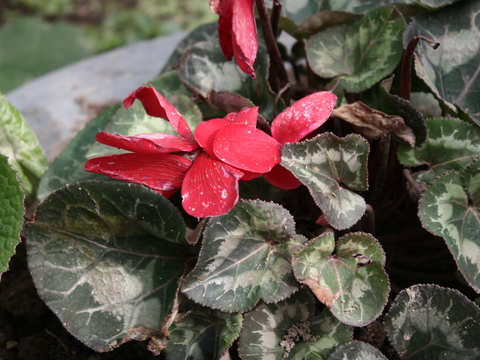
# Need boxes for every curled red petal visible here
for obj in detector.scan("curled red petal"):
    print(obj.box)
[271,91,337,144]
[95,132,199,154]
[211,0,234,60]
[240,170,262,181]
[232,0,257,78]
[194,118,231,157]
[263,164,301,190]
[231,106,258,127]
[181,152,243,217]
[123,85,194,140]
[85,153,191,193]
[213,123,282,173]
[223,112,237,122]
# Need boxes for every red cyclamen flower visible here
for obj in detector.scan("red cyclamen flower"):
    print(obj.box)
[213,91,338,190]
[85,85,281,218]
[210,0,258,79]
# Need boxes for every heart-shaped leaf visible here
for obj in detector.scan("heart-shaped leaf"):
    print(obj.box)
[292,232,389,326]
[385,284,480,359]
[0,94,48,199]
[27,181,191,351]
[177,39,283,121]
[0,155,24,275]
[181,200,305,313]
[86,71,202,159]
[306,6,405,93]
[266,0,399,30]
[404,0,480,125]
[418,159,480,293]
[165,306,242,360]
[398,117,480,184]
[37,104,120,201]
[160,22,218,73]
[281,133,369,230]
[328,340,388,360]
[238,289,352,360]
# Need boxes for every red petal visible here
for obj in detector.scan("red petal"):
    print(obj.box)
[240,170,262,181]
[194,118,230,157]
[213,123,282,173]
[223,112,237,122]
[85,153,191,192]
[263,164,301,190]
[231,106,258,127]
[123,85,194,140]
[232,0,257,78]
[211,0,234,60]
[315,215,329,226]
[96,132,199,154]
[181,152,243,217]
[271,91,337,144]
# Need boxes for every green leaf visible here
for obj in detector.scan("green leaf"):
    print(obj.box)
[296,11,362,38]
[181,200,305,313]
[238,289,352,360]
[281,133,369,230]
[385,284,480,359]
[177,39,284,121]
[0,17,93,93]
[328,340,388,360]
[306,6,406,93]
[292,232,389,326]
[26,181,191,351]
[0,155,24,275]
[86,71,201,159]
[160,22,218,74]
[37,104,120,201]
[418,161,480,293]
[397,118,480,184]
[165,307,242,360]
[404,0,480,125]
[266,0,401,29]
[0,94,48,199]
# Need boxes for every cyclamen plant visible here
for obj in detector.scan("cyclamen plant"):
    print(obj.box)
[2,0,480,359]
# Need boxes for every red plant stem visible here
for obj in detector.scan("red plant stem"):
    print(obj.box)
[270,0,282,38]
[400,36,440,101]
[255,0,290,104]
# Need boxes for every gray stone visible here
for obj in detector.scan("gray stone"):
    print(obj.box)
[6,32,187,162]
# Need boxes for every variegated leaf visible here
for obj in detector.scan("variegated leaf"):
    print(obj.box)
[27,181,191,351]
[238,290,352,360]
[0,155,24,275]
[385,284,480,359]
[165,306,242,360]
[306,6,405,93]
[292,232,389,326]
[418,159,480,292]
[404,0,480,125]
[0,94,48,198]
[328,341,388,360]
[181,200,305,313]
[177,39,283,120]
[398,118,480,184]
[281,133,369,230]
